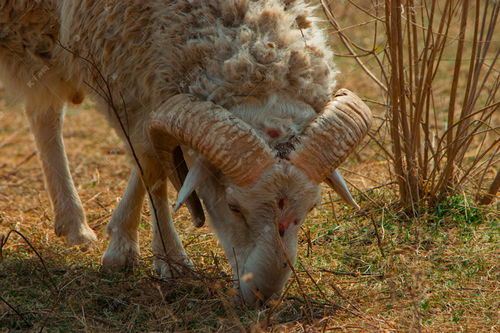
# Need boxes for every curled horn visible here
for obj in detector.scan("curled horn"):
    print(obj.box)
[290,89,372,184]
[149,94,276,187]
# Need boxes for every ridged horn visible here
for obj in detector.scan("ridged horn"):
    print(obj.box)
[149,94,276,187]
[290,89,372,184]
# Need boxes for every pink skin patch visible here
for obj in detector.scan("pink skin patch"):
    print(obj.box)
[276,198,296,237]
[267,129,281,139]
[278,215,296,237]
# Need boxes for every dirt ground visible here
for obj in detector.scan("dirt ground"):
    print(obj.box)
[1,87,498,331]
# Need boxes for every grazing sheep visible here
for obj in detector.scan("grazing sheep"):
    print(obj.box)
[0,0,372,305]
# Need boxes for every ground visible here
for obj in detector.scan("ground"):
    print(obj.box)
[1,1,499,331]
[0,90,498,332]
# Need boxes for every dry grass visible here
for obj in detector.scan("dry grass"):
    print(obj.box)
[1,1,499,331]
[1,92,498,331]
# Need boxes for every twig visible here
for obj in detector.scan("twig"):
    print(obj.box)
[1,230,58,291]
[0,295,32,328]
[329,282,361,312]
[479,169,500,205]
[321,0,388,92]
[4,152,37,177]
[319,269,384,278]
[370,215,386,257]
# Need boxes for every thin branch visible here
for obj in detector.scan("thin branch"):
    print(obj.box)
[0,295,32,328]
[321,0,388,92]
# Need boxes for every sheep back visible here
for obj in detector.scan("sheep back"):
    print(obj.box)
[58,0,335,112]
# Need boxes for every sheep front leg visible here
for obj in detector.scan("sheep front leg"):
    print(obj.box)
[142,156,194,277]
[102,169,146,271]
[25,100,96,246]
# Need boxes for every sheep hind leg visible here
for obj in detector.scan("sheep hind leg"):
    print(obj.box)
[25,98,96,246]
[102,169,145,271]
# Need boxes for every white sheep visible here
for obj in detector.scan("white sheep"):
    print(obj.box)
[0,0,372,305]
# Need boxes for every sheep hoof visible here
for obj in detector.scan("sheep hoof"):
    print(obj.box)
[154,257,196,278]
[102,236,139,272]
[55,216,97,247]
[65,225,97,248]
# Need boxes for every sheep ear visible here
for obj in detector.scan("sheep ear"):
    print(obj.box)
[172,147,205,227]
[325,169,360,210]
[174,156,211,212]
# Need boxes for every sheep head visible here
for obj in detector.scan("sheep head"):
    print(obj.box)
[149,89,372,306]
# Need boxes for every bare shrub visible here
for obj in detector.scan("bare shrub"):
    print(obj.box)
[322,0,498,207]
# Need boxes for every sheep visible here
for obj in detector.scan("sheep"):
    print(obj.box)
[0,0,372,305]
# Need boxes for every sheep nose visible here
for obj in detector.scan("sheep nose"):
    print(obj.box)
[277,215,297,237]
[278,224,286,237]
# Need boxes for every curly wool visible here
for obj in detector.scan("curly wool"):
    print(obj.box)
[180,0,336,112]
[0,0,84,103]
[1,0,336,113]
[57,0,335,112]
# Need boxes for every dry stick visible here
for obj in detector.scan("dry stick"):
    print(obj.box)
[428,103,499,189]
[319,269,383,278]
[476,123,500,199]
[405,0,417,169]
[265,281,294,327]
[439,0,470,194]
[455,4,499,167]
[423,78,438,185]
[346,0,385,22]
[1,230,58,291]
[457,114,500,188]
[5,151,36,176]
[300,263,331,303]
[299,264,375,327]
[410,1,436,153]
[480,72,499,116]
[370,215,385,258]
[339,167,383,185]
[468,1,498,110]
[0,129,23,150]
[327,192,338,225]
[479,169,500,205]
[320,0,387,92]
[471,156,500,182]
[0,295,32,327]
[367,131,395,162]
[329,282,361,313]
[457,53,499,166]
[428,123,499,190]
[440,122,499,157]
[432,102,499,156]
[421,0,455,184]
[327,19,377,35]
[275,232,314,322]
[459,0,481,141]
[0,230,65,332]
[385,0,407,204]
[419,0,436,182]
[457,140,500,189]
[398,0,419,207]
[356,119,387,158]
[342,178,383,209]
[231,247,244,305]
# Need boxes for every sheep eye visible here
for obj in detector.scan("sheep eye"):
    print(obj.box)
[228,204,241,214]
